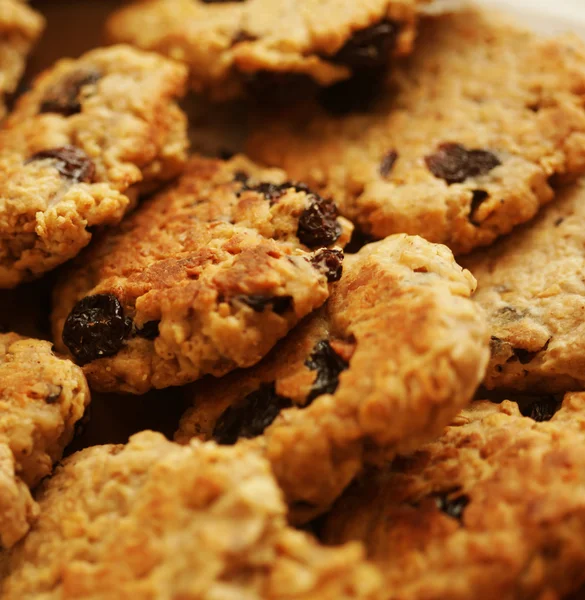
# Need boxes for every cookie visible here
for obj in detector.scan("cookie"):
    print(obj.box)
[0,333,90,548]
[0,44,188,288]
[248,9,585,255]
[51,155,352,394]
[175,234,489,522]
[462,180,585,393]
[322,393,585,600]
[1,431,383,599]
[0,0,44,119]
[106,0,421,101]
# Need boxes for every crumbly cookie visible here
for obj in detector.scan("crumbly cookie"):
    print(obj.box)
[175,234,489,522]
[322,393,585,600]
[52,155,352,394]
[0,333,90,549]
[248,9,585,255]
[1,431,384,599]
[0,0,44,119]
[0,44,188,288]
[463,180,585,393]
[106,0,421,100]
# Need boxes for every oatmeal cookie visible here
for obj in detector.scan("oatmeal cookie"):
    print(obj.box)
[322,393,585,600]
[0,333,90,549]
[248,9,585,255]
[0,44,188,288]
[175,234,489,522]
[52,155,352,394]
[1,431,383,600]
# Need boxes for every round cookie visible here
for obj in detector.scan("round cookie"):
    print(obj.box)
[248,8,585,255]
[0,333,90,548]
[1,431,383,600]
[106,0,421,100]
[322,393,585,600]
[52,154,352,394]
[175,234,489,522]
[0,44,188,288]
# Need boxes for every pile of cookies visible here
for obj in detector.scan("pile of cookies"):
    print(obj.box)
[2,0,585,598]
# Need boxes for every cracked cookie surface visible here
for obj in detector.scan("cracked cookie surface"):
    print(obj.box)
[248,9,585,255]
[175,234,489,522]
[0,44,188,288]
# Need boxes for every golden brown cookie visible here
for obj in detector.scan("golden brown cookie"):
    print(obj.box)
[0,333,90,548]
[0,44,188,288]
[52,154,352,394]
[1,432,383,600]
[248,9,585,255]
[322,394,585,600]
[175,234,489,522]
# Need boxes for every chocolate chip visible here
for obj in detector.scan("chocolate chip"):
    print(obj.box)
[235,295,293,315]
[135,320,160,340]
[319,69,384,115]
[310,249,344,282]
[425,143,501,185]
[27,146,95,183]
[212,383,292,445]
[305,340,349,403]
[520,397,560,422]
[45,385,62,404]
[379,150,398,177]
[62,294,131,365]
[435,492,469,521]
[39,68,101,116]
[469,190,489,225]
[298,196,342,249]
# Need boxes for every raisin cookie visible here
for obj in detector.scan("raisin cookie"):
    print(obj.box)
[248,9,585,255]
[322,394,585,600]
[106,0,421,100]
[0,333,90,549]
[1,431,383,599]
[175,234,489,522]
[52,155,352,394]
[0,45,188,288]
[0,0,44,119]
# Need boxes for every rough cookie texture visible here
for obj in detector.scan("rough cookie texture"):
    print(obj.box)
[0,0,44,119]
[52,155,351,394]
[322,394,585,600]
[176,234,489,522]
[106,0,420,100]
[248,9,585,255]
[463,180,585,393]
[0,333,90,549]
[1,432,383,600]
[0,44,188,288]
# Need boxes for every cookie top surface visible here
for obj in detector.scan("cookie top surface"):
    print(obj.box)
[248,8,585,255]
[0,332,90,548]
[106,0,420,99]
[463,180,585,393]
[0,44,188,287]
[1,432,383,600]
[52,154,351,394]
[176,234,489,522]
[322,393,585,600]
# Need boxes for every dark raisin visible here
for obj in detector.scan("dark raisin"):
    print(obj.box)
[379,150,398,177]
[330,20,399,70]
[519,397,560,422]
[305,340,349,403]
[62,294,130,365]
[136,320,160,340]
[26,146,95,183]
[213,383,292,445]
[297,196,341,249]
[319,68,384,115]
[310,249,344,282]
[39,68,101,116]
[45,385,62,404]
[435,492,469,521]
[469,189,489,225]
[235,295,293,315]
[425,143,501,185]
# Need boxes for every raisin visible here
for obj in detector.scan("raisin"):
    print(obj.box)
[213,383,292,445]
[319,69,384,115]
[435,492,469,521]
[235,295,293,315]
[469,190,489,225]
[27,146,95,183]
[305,340,349,403]
[310,249,344,282]
[39,68,101,116]
[45,385,62,404]
[62,294,131,365]
[425,143,501,184]
[379,150,398,177]
[135,320,160,340]
[298,196,341,249]
[331,20,399,70]
[520,397,559,422]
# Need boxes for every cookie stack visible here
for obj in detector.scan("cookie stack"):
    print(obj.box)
[1,0,585,598]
